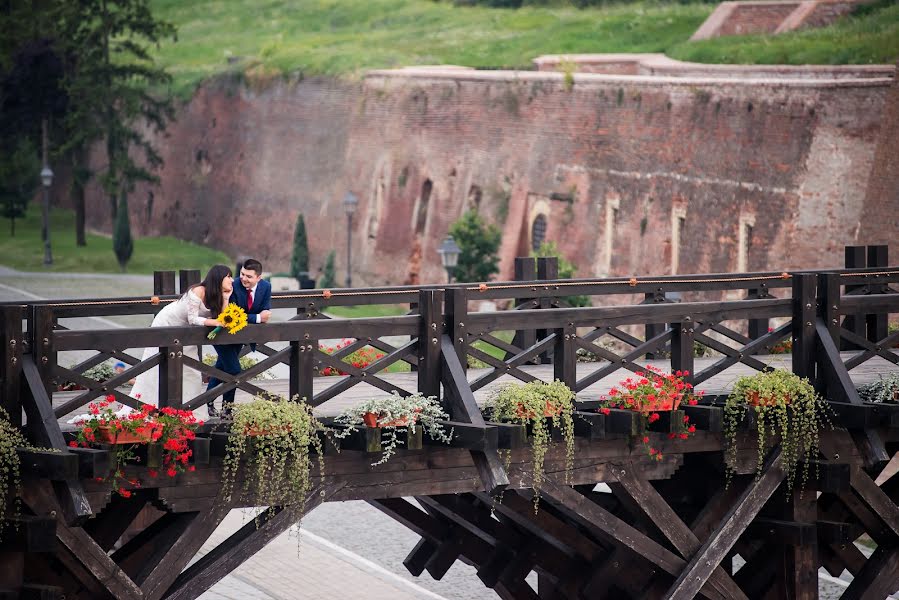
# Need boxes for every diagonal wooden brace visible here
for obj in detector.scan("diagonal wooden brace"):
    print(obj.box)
[662,448,786,600]
[440,335,509,496]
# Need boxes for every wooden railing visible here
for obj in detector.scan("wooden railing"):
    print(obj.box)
[1,265,895,422]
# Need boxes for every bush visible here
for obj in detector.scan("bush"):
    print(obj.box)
[449,211,501,283]
[319,250,337,288]
[290,213,309,281]
[113,195,133,271]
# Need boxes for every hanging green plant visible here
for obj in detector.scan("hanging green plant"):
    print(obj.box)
[0,407,24,540]
[724,369,831,492]
[858,373,899,404]
[332,392,453,465]
[486,380,575,511]
[223,395,325,513]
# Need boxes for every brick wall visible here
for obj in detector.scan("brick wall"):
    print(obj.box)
[858,64,899,260]
[720,2,800,36]
[691,0,872,40]
[76,67,893,285]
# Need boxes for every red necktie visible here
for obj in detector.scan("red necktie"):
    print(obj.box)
[247,289,253,311]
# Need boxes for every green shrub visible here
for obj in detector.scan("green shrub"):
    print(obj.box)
[449,210,501,283]
[290,213,309,280]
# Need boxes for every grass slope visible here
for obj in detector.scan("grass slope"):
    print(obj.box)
[150,0,710,98]
[0,207,232,274]
[150,0,898,99]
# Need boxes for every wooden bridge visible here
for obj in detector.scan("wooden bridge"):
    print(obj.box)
[1,250,898,600]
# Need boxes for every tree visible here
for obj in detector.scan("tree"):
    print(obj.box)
[57,0,176,247]
[448,211,502,283]
[532,241,590,307]
[113,194,133,271]
[0,138,39,236]
[319,250,337,289]
[290,213,309,281]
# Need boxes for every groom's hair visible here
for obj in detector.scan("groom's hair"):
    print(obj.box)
[243,258,263,275]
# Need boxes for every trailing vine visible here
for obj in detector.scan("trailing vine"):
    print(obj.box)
[487,380,575,512]
[223,395,325,518]
[0,408,24,540]
[724,369,831,493]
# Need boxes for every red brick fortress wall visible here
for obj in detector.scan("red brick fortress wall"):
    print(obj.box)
[77,63,894,285]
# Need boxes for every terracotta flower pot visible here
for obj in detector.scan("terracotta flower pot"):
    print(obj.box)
[640,397,680,413]
[747,392,790,407]
[362,411,417,428]
[96,425,156,445]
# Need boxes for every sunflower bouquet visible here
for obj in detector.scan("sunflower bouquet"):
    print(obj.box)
[208,303,249,339]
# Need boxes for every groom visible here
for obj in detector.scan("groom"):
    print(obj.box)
[206,258,272,417]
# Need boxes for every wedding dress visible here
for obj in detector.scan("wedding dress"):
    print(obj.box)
[129,289,211,407]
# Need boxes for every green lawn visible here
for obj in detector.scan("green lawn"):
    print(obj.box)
[150,0,710,98]
[323,304,408,319]
[149,0,898,100]
[0,207,232,274]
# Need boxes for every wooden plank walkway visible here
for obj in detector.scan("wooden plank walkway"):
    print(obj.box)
[55,352,898,421]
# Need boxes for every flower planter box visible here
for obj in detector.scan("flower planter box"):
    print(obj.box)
[96,426,157,445]
[362,408,422,429]
[361,423,423,453]
[747,392,790,407]
[639,398,681,413]
[362,412,413,428]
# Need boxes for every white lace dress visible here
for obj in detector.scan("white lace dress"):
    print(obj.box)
[129,290,211,408]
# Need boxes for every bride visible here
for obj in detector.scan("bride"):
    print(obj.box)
[130,265,234,409]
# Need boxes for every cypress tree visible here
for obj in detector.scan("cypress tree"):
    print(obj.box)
[113,193,133,271]
[320,250,337,288]
[290,213,309,281]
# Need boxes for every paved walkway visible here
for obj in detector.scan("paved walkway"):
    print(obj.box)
[196,508,448,600]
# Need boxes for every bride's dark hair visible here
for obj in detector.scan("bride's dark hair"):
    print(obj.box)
[191,264,232,316]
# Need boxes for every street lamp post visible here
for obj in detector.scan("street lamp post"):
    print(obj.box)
[343,191,358,287]
[437,235,461,284]
[41,165,53,266]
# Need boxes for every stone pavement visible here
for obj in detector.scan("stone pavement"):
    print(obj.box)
[195,508,448,600]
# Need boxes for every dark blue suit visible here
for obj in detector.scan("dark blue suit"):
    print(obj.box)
[206,279,272,412]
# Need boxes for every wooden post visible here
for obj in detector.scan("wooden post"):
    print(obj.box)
[671,316,695,386]
[159,343,183,409]
[418,290,442,401]
[153,271,176,296]
[747,287,771,340]
[554,325,576,391]
[536,257,558,364]
[842,246,866,350]
[0,306,24,426]
[866,244,888,346]
[792,273,817,382]
[31,306,56,401]
[289,339,315,403]
[178,270,201,293]
[410,301,419,372]
[445,288,468,372]
[644,291,666,359]
[820,273,842,354]
[781,490,818,600]
[509,257,537,361]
